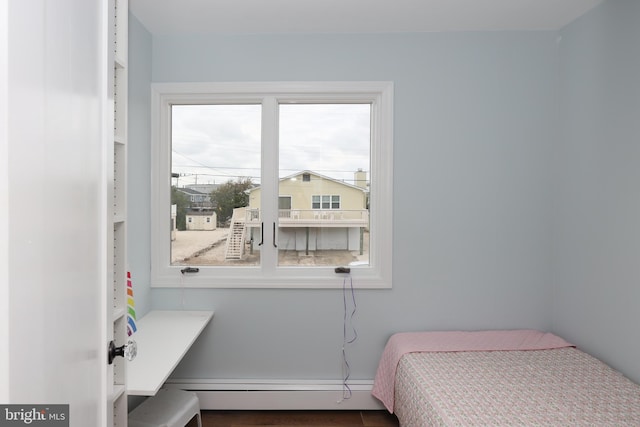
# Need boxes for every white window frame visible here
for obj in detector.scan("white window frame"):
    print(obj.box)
[312,195,321,210]
[312,194,341,210]
[151,81,393,289]
[331,195,341,210]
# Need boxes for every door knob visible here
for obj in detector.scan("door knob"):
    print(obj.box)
[108,339,137,364]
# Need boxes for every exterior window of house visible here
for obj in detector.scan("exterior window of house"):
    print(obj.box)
[311,195,341,210]
[279,196,292,210]
[311,195,321,209]
[151,81,393,288]
[321,195,331,209]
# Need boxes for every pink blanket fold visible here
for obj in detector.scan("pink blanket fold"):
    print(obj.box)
[371,329,574,412]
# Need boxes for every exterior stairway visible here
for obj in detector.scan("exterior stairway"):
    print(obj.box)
[225,213,246,260]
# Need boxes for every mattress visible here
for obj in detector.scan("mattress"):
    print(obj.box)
[372,331,640,426]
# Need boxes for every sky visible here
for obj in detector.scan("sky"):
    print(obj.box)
[171,103,370,188]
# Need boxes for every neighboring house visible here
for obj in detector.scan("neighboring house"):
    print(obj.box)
[177,187,212,205]
[185,183,219,196]
[241,170,369,253]
[176,186,218,231]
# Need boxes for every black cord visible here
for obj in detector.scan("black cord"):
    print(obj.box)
[340,275,357,402]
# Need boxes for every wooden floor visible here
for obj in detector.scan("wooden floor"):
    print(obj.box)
[187,410,399,427]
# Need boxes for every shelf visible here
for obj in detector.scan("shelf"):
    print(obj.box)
[127,310,214,396]
[112,307,126,322]
[114,55,127,69]
[111,384,126,402]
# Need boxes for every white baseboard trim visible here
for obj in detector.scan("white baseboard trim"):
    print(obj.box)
[164,379,385,410]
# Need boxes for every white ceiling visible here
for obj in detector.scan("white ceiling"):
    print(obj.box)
[129,0,604,36]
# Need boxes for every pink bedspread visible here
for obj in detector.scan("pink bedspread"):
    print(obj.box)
[371,329,574,412]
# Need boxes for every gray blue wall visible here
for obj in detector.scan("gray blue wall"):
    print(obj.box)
[128,0,639,384]
[552,0,640,381]
[128,15,153,318]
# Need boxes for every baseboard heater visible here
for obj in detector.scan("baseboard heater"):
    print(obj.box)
[164,379,384,410]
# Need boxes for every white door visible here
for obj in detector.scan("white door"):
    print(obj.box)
[0,0,9,404]
[3,1,113,425]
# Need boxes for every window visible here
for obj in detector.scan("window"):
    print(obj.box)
[332,195,340,209]
[312,195,340,210]
[279,196,292,210]
[151,82,393,288]
[322,195,330,209]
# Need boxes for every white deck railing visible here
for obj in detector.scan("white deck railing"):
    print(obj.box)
[244,208,369,226]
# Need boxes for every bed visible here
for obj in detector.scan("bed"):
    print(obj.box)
[372,330,640,426]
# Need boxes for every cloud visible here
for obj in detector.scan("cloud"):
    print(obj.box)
[172,105,262,183]
[172,103,369,187]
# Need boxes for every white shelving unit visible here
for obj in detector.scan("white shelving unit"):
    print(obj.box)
[107,0,129,425]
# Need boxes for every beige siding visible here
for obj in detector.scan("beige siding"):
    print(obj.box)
[249,172,366,210]
[186,213,217,230]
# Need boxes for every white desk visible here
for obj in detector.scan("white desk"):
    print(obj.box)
[126,310,214,396]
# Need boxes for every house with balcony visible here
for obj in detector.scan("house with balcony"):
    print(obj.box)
[224,170,369,259]
[175,186,218,231]
[176,187,212,207]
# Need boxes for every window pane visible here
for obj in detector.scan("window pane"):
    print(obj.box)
[279,196,292,210]
[321,195,330,209]
[312,195,320,209]
[331,195,341,209]
[171,104,261,266]
[277,104,370,267]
